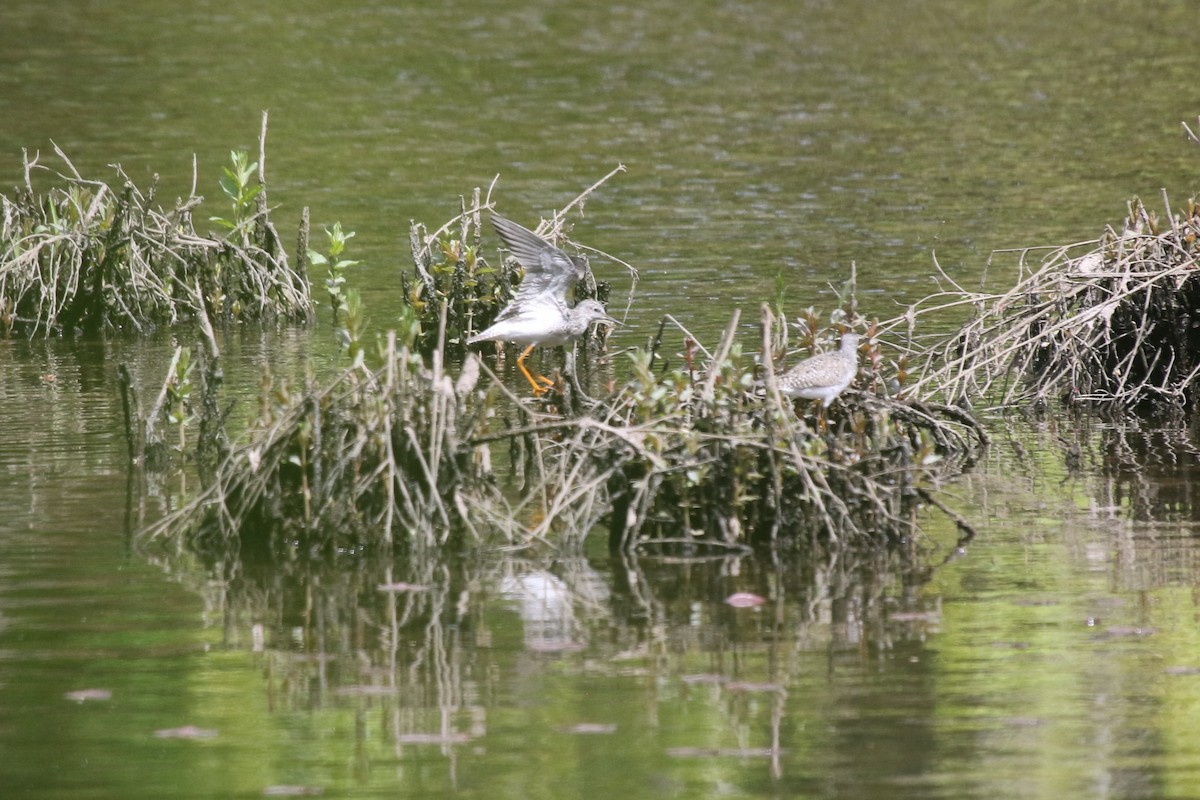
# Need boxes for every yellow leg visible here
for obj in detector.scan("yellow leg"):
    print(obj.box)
[516,345,555,395]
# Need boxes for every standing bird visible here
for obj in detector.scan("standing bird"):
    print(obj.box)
[777,332,860,427]
[469,215,618,396]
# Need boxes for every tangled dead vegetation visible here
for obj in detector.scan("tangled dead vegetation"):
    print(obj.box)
[911,134,1200,413]
[0,115,312,337]
[142,319,504,557]
[512,305,985,553]
[128,175,985,560]
[141,299,984,559]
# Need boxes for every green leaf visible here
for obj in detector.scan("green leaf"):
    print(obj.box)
[241,183,263,204]
[218,173,239,200]
[238,161,259,183]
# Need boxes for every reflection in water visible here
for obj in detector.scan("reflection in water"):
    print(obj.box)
[163,534,945,793]
[1003,412,1200,595]
[0,328,330,533]
[498,567,606,653]
[1080,417,1200,594]
[9,399,1200,797]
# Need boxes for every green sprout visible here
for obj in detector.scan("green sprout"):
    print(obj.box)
[308,221,358,325]
[209,150,263,240]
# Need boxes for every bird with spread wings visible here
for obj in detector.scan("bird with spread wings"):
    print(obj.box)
[469,215,617,395]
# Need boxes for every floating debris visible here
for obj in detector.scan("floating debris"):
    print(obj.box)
[587,304,984,550]
[154,726,218,740]
[1102,625,1157,638]
[725,592,767,608]
[1164,666,1200,676]
[64,689,112,703]
[681,674,728,685]
[1001,716,1044,728]
[141,323,504,554]
[725,681,786,694]
[561,723,618,735]
[394,732,471,744]
[262,787,324,797]
[889,610,942,623]
[666,747,780,759]
[377,582,431,593]
[333,685,400,697]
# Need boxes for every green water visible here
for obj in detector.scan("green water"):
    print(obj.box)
[3,1,1200,798]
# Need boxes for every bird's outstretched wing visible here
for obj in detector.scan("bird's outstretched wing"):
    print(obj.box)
[492,214,588,321]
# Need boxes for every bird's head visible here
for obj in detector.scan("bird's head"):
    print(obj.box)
[570,299,621,335]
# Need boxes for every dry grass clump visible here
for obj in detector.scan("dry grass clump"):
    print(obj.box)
[0,119,312,337]
[142,319,506,557]
[913,191,1200,412]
